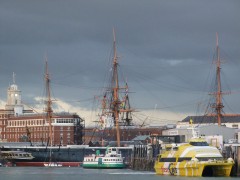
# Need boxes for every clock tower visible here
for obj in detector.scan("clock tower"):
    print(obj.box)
[5,72,24,115]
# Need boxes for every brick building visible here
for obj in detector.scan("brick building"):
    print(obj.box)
[0,75,84,145]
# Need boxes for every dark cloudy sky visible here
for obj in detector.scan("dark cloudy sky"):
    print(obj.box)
[0,0,240,126]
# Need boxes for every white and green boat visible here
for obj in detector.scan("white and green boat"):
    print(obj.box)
[82,147,125,169]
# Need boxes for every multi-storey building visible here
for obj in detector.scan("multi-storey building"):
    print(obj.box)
[0,75,84,145]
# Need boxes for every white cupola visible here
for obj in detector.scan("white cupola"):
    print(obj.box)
[5,72,24,115]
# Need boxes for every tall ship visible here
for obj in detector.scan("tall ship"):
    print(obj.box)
[95,28,135,145]
[0,31,134,166]
[82,29,135,168]
[181,33,240,127]
[154,33,236,176]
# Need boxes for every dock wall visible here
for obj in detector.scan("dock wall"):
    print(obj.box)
[130,144,159,171]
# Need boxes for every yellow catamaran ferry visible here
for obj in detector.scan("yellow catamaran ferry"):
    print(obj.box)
[154,125,234,177]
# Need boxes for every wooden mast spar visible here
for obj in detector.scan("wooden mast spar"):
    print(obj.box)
[112,28,121,147]
[100,29,135,147]
[215,33,224,126]
[45,58,53,147]
[43,57,62,167]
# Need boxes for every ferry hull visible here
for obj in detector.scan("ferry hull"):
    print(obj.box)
[82,163,125,169]
[154,161,233,177]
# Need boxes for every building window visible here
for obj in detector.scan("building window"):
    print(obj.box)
[232,124,238,128]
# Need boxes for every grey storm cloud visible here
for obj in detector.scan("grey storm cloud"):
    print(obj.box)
[0,0,240,120]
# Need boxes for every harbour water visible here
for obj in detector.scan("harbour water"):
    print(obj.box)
[0,167,237,180]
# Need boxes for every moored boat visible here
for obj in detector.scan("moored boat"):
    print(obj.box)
[82,147,125,169]
[154,121,234,177]
[0,150,34,166]
[0,150,34,161]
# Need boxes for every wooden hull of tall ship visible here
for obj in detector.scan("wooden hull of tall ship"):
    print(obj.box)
[0,144,133,167]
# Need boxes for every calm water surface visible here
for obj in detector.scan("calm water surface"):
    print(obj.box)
[0,167,237,180]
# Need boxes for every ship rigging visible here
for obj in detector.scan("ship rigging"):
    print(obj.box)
[205,33,230,126]
[98,29,135,147]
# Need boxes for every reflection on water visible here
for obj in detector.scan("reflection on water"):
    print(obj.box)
[0,167,236,180]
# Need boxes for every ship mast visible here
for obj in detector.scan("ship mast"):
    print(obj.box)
[112,28,121,147]
[215,32,224,126]
[100,29,134,146]
[45,58,53,146]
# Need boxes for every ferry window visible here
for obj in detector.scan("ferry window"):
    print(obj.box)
[173,147,178,151]
[190,142,209,146]
[197,157,223,161]
[178,157,191,162]
[159,158,176,162]
[232,124,238,128]
[166,147,172,151]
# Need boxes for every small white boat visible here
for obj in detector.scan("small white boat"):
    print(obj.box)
[82,147,125,169]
